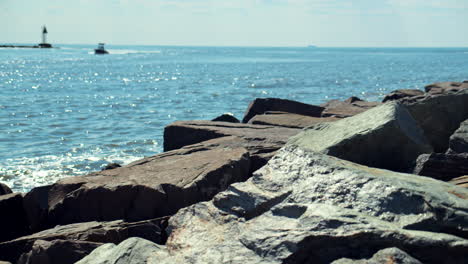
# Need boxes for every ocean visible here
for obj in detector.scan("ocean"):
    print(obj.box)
[1,45,467,192]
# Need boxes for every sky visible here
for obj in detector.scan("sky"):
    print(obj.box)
[1,0,468,47]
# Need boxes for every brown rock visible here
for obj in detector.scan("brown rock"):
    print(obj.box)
[382,89,425,103]
[0,183,12,195]
[413,153,468,181]
[0,217,167,263]
[23,185,53,232]
[448,119,468,154]
[449,175,468,188]
[0,193,29,242]
[248,112,340,128]
[211,113,240,123]
[44,146,250,226]
[425,81,468,94]
[242,98,323,123]
[321,97,381,118]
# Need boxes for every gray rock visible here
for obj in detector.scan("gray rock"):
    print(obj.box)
[413,153,468,181]
[0,183,12,195]
[0,193,29,242]
[248,112,340,128]
[402,89,468,152]
[23,185,53,232]
[17,239,102,264]
[0,217,167,263]
[43,146,250,226]
[425,81,468,94]
[450,175,468,188]
[382,89,425,103]
[332,247,423,264]
[212,113,240,123]
[242,98,324,123]
[79,145,468,264]
[288,102,433,172]
[321,97,381,118]
[76,237,164,264]
[448,119,468,154]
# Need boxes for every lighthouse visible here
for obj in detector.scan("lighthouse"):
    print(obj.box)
[38,25,52,48]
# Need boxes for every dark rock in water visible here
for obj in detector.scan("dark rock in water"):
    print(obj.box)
[402,89,468,152]
[413,153,468,181]
[448,119,468,154]
[382,89,425,103]
[0,183,12,195]
[321,96,381,118]
[17,240,102,264]
[77,145,468,264]
[288,102,432,172]
[242,98,324,123]
[450,175,468,188]
[332,247,423,264]
[0,193,29,243]
[211,113,240,123]
[248,112,340,128]
[0,217,167,263]
[40,146,250,227]
[425,81,468,94]
[163,120,299,152]
[102,163,121,171]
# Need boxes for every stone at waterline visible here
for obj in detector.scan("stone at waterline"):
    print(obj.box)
[320,96,380,118]
[413,153,468,181]
[425,81,468,94]
[0,183,12,195]
[102,163,121,171]
[248,112,340,128]
[242,97,324,123]
[382,89,425,103]
[287,102,432,172]
[0,193,29,243]
[211,113,240,123]
[77,145,468,264]
[448,119,468,154]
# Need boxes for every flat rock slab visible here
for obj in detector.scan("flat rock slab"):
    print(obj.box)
[402,89,468,152]
[0,217,167,263]
[321,97,381,118]
[449,119,468,154]
[78,145,468,264]
[288,102,432,172]
[425,81,468,94]
[242,98,324,123]
[382,89,425,103]
[248,112,340,128]
[29,145,250,227]
[0,193,29,242]
[413,153,468,181]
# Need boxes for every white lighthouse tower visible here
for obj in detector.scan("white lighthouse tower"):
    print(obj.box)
[39,25,52,48]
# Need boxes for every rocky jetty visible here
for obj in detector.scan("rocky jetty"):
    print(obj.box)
[1,80,468,264]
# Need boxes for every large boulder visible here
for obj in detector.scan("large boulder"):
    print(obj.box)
[23,185,53,232]
[448,119,468,154]
[78,145,468,264]
[402,89,468,152]
[321,96,381,118]
[0,193,29,242]
[0,183,12,195]
[288,102,432,172]
[382,89,424,103]
[248,112,340,128]
[0,217,167,263]
[425,81,468,94]
[241,98,324,123]
[38,145,250,227]
[413,153,468,181]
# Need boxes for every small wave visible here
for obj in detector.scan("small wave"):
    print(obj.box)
[107,49,161,55]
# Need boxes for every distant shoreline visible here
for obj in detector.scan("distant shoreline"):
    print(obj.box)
[0,44,54,49]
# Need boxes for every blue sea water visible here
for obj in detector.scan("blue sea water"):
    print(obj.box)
[1,45,468,192]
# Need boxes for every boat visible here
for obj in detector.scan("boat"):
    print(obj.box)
[94,43,109,54]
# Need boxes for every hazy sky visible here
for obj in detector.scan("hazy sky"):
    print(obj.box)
[1,0,467,47]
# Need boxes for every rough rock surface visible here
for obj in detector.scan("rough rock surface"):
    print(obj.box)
[425,81,468,94]
[0,218,167,263]
[413,153,468,181]
[331,247,423,264]
[17,239,102,264]
[288,102,432,172]
[0,183,12,195]
[321,96,381,118]
[78,145,468,264]
[37,145,250,227]
[382,89,425,103]
[23,185,53,232]
[248,112,339,128]
[242,98,324,123]
[402,89,468,152]
[212,113,240,123]
[0,193,29,242]
[448,119,468,154]
[450,176,468,188]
